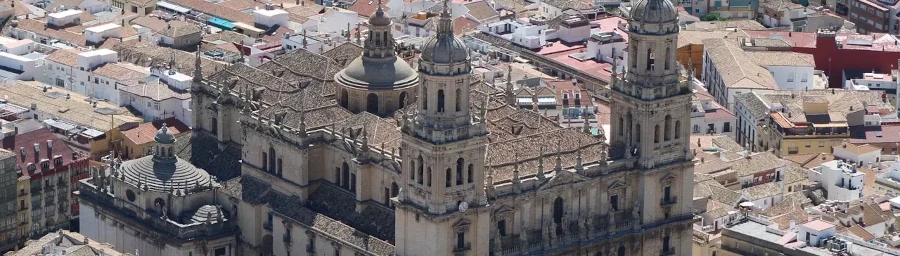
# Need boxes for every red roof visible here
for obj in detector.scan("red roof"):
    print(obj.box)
[453,17,478,36]
[2,128,80,179]
[543,48,613,81]
[704,108,736,122]
[349,0,389,18]
[121,118,190,145]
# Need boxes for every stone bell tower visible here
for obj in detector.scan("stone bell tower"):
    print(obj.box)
[608,0,694,254]
[393,0,490,255]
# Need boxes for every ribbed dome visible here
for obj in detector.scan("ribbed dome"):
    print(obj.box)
[335,56,419,90]
[370,9,390,26]
[420,35,469,65]
[630,0,678,24]
[190,205,224,224]
[119,155,212,192]
[155,125,175,144]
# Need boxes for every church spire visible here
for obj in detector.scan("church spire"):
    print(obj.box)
[437,0,452,35]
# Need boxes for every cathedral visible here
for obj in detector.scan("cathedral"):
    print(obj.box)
[80,0,694,254]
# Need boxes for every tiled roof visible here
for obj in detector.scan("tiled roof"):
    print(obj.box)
[349,0,389,18]
[119,78,192,101]
[121,118,189,145]
[130,16,168,32]
[46,0,84,12]
[746,51,815,67]
[307,184,395,242]
[464,1,499,21]
[493,0,532,12]
[685,20,766,31]
[694,178,742,206]
[158,20,202,38]
[220,0,264,11]
[847,224,876,241]
[730,152,784,178]
[90,63,148,85]
[112,41,228,78]
[453,17,479,35]
[0,0,32,17]
[757,90,891,124]
[761,0,804,11]
[167,0,254,24]
[734,92,770,120]
[835,143,882,155]
[202,30,249,44]
[676,30,733,48]
[0,81,141,131]
[45,48,81,67]
[743,182,782,201]
[16,19,87,47]
[321,42,363,67]
[285,3,326,23]
[172,131,242,180]
[702,38,776,89]
[2,128,80,177]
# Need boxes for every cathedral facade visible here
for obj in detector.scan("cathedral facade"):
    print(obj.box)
[181,0,696,255]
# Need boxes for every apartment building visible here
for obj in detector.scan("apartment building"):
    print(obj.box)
[0,149,16,251]
[845,0,898,34]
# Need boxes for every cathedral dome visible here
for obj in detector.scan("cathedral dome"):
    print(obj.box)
[420,35,469,65]
[335,56,419,90]
[119,156,212,192]
[155,125,176,144]
[629,0,678,24]
[190,205,225,224]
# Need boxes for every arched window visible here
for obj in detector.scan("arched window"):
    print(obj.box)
[211,116,218,135]
[399,91,408,109]
[340,89,349,108]
[618,117,624,136]
[437,90,446,112]
[262,151,268,172]
[391,182,398,197]
[445,168,452,187]
[553,197,564,224]
[455,88,462,112]
[665,47,671,70]
[654,125,660,143]
[367,93,379,114]
[422,86,428,110]
[342,162,350,189]
[664,115,672,141]
[456,158,464,185]
[647,47,654,71]
[417,155,424,185]
[631,43,638,69]
[636,124,641,143]
[674,120,681,139]
[427,168,432,186]
[467,164,474,183]
[269,147,276,174]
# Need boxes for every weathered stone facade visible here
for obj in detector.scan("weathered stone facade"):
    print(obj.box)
[185,0,696,255]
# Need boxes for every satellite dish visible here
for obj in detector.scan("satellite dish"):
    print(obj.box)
[458,201,469,213]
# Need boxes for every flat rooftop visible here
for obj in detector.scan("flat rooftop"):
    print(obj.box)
[47,9,83,19]
[85,23,121,33]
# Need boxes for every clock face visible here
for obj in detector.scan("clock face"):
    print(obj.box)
[458,201,469,212]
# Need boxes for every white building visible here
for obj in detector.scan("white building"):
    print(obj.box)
[282,32,325,54]
[845,72,896,91]
[760,1,807,29]
[0,37,36,55]
[254,6,289,29]
[797,220,837,246]
[702,38,816,111]
[809,160,865,202]
[119,67,192,126]
[692,89,736,138]
[0,51,41,81]
[481,19,548,49]
[83,23,122,45]
[46,10,84,27]
[833,143,882,168]
[301,7,360,35]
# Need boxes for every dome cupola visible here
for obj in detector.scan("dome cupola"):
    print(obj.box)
[628,0,679,34]
[417,0,470,75]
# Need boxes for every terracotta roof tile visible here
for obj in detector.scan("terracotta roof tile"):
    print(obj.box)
[464,1,499,21]
[45,48,81,67]
[1,128,82,178]
[121,118,190,145]
[349,0,388,18]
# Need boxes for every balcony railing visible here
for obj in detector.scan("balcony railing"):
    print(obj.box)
[660,196,678,207]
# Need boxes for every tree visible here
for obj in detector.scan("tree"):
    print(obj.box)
[700,13,726,21]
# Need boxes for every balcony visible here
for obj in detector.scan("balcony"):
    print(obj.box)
[660,196,678,207]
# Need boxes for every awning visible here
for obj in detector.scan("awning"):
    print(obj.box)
[156,1,191,14]
[79,128,104,138]
[208,17,234,30]
[43,119,77,132]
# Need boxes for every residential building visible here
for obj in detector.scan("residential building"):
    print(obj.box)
[832,142,882,167]
[701,37,817,112]
[704,0,754,19]
[741,29,900,87]
[760,0,808,31]
[187,0,695,254]
[676,30,733,79]
[4,128,89,243]
[44,0,109,14]
[0,51,42,81]
[692,89,736,138]
[875,161,900,195]
[43,48,148,105]
[6,230,128,256]
[809,160,865,202]
[157,21,202,50]
[0,37,35,55]
[0,81,142,132]
[119,66,193,126]
[846,0,898,34]
[110,0,155,15]
[747,90,893,156]
[118,118,189,160]
[464,1,500,23]
[0,149,17,251]
[720,215,898,255]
